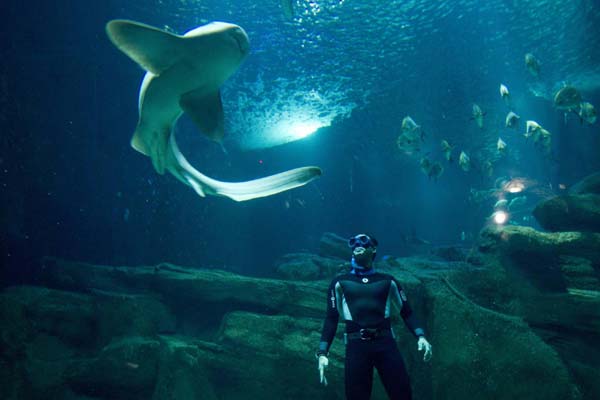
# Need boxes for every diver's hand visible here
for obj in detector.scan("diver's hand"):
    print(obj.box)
[317,355,329,385]
[417,337,432,362]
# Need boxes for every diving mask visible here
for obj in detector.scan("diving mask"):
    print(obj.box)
[348,234,376,249]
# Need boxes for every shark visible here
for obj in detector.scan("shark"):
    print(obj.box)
[105,19,322,201]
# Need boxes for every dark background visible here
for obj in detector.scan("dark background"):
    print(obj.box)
[2,0,599,285]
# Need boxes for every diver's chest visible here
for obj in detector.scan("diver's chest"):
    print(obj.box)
[342,279,390,300]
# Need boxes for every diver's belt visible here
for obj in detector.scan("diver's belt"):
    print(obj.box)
[345,328,394,342]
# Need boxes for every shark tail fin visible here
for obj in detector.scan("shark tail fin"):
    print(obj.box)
[106,19,183,75]
[208,166,323,202]
[166,133,321,202]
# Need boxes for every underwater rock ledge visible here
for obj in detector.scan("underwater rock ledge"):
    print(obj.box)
[1,252,591,399]
[479,225,600,263]
[533,171,600,232]
[533,194,600,232]
[478,224,600,400]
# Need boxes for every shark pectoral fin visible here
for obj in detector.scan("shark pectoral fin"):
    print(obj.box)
[106,20,182,75]
[179,89,225,142]
[131,127,149,156]
[131,123,170,175]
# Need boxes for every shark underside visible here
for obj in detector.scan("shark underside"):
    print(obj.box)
[106,19,321,201]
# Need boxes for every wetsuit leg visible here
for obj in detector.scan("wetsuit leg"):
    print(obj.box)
[345,341,374,400]
[373,338,412,400]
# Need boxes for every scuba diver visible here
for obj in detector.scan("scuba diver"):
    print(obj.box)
[315,233,432,400]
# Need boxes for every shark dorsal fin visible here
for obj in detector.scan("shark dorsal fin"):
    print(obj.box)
[106,20,182,75]
[179,89,225,142]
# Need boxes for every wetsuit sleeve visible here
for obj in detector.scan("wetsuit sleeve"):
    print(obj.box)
[317,278,340,355]
[391,278,426,338]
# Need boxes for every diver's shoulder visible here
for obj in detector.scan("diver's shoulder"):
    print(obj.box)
[328,273,351,285]
[373,272,400,283]
[330,272,362,284]
[333,272,354,281]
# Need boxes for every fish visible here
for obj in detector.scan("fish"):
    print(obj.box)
[525,120,541,134]
[505,111,520,129]
[525,121,552,154]
[402,116,419,131]
[500,84,510,105]
[525,120,542,142]
[459,151,471,172]
[579,102,597,124]
[497,138,507,155]
[494,199,508,209]
[106,20,321,202]
[401,116,424,140]
[525,53,540,77]
[508,196,527,210]
[397,116,424,155]
[396,132,421,155]
[553,85,582,112]
[440,140,453,162]
[420,157,443,181]
[481,160,494,177]
[471,104,484,129]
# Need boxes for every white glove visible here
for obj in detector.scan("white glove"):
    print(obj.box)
[417,337,432,362]
[317,355,329,385]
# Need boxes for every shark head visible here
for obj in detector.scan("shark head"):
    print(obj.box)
[182,22,250,84]
[185,22,249,55]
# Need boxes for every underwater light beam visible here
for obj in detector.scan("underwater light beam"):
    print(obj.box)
[270,117,324,145]
[289,121,322,139]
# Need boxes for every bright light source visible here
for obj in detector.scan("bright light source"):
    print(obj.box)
[269,118,324,144]
[290,121,322,139]
[505,180,525,193]
[508,184,524,193]
[493,211,508,225]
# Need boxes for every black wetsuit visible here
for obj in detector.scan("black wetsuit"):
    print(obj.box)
[317,271,425,400]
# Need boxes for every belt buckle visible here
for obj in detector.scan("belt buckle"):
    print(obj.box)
[359,328,376,341]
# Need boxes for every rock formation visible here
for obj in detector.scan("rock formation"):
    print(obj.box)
[2,245,593,399]
[533,171,600,232]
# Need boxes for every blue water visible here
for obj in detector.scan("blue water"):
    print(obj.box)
[1,0,600,280]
